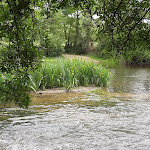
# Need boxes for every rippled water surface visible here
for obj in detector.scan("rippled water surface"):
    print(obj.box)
[0,66,150,150]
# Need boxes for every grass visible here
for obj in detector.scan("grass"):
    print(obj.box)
[88,55,119,68]
[28,58,110,92]
[0,56,111,93]
[42,56,59,62]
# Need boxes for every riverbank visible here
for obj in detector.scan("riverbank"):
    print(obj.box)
[33,86,100,95]
[43,54,119,68]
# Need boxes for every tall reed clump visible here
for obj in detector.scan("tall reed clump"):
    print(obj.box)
[28,58,110,91]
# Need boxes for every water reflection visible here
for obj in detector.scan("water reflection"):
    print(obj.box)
[109,66,150,94]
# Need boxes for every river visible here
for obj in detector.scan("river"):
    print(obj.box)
[0,66,150,150]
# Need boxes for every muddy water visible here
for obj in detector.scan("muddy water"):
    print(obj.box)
[1,66,150,150]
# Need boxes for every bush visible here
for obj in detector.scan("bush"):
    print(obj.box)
[41,34,65,57]
[65,43,88,55]
[95,42,117,59]
[124,44,150,64]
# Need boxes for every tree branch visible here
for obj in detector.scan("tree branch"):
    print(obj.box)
[122,7,150,49]
[114,0,125,17]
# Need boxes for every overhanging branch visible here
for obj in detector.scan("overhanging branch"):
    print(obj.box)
[122,7,150,49]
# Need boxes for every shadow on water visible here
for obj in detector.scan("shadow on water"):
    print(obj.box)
[1,66,150,150]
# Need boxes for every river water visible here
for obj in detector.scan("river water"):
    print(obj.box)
[0,66,150,150]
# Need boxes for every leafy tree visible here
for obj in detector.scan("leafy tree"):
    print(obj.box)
[94,0,150,62]
[0,0,42,108]
[64,9,95,54]
[38,10,66,57]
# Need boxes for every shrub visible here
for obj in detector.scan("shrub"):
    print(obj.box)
[41,34,65,57]
[124,45,150,64]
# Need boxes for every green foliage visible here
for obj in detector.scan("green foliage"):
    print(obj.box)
[28,58,110,91]
[38,11,66,57]
[93,0,150,63]
[88,55,119,68]
[41,34,65,57]
[124,45,150,64]
[95,42,114,59]
[65,42,88,55]
[64,13,94,54]
[91,87,107,95]
[0,73,30,108]
[0,0,42,108]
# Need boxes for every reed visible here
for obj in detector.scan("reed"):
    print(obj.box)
[28,58,110,91]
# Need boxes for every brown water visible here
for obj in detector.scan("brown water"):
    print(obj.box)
[0,66,150,150]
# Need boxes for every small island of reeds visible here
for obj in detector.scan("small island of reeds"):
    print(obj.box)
[28,58,110,92]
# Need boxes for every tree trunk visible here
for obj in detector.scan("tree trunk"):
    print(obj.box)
[74,11,80,46]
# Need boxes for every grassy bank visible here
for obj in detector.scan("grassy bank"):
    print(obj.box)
[42,56,58,62]
[28,58,110,92]
[88,55,119,68]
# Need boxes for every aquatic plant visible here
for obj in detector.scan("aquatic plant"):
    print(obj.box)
[28,58,110,91]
